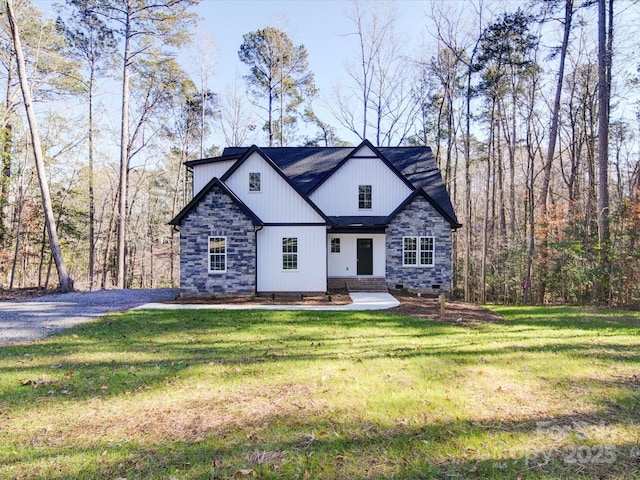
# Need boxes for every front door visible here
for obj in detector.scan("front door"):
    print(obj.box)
[357,238,373,275]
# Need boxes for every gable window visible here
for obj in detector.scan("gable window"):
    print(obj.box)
[330,237,341,253]
[209,236,227,272]
[282,237,298,270]
[403,236,434,267]
[358,185,372,209]
[249,172,261,192]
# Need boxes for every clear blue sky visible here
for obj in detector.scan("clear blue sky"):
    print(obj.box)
[193,0,434,147]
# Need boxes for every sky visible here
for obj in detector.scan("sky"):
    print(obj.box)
[187,0,435,147]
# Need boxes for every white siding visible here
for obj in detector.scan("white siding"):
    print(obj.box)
[352,145,377,157]
[310,157,412,216]
[192,160,236,195]
[225,152,324,223]
[327,233,386,277]
[257,226,327,292]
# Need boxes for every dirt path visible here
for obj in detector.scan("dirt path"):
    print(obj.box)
[0,289,179,345]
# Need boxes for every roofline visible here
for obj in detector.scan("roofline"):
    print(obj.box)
[185,152,244,167]
[169,177,263,227]
[384,189,462,230]
[306,139,415,195]
[220,145,330,224]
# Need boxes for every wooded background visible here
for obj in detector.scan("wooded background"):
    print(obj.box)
[1,0,638,306]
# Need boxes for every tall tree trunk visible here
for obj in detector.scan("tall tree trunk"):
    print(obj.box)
[117,5,132,289]
[6,0,73,292]
[537,0,573,304]
[0,61,12,248]
[597,0,611,303]
[88,68,96,290]
[9,181,22,289]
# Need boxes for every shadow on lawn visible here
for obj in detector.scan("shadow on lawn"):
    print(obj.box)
[3,405,639,480]
[2,308,640,406]
[494,305,640,331]
[2,309,640,478]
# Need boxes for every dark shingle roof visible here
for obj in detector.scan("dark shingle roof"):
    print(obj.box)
[218,144,459,228]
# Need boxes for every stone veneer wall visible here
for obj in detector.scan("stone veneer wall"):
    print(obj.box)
[178,185,256,295]
[385,195,452,294]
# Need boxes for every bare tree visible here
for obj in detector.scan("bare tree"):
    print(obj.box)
[335,0,417,146]
[79,0,198,289]
[219,78,257,147]
[5,0,73,292]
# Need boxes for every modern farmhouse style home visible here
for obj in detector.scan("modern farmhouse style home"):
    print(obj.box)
[170,140,460,296]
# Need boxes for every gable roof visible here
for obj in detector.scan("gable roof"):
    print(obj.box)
[170,177,263,227]
[191,142,459,228]
[220,145,330,224]
[384,189,462,229]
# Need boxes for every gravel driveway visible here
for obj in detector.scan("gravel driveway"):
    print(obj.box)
[0,288,179,345]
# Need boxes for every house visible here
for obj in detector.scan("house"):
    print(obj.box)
[169,140,461,296]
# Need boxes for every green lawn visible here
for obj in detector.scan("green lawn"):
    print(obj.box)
[0,305,639,479]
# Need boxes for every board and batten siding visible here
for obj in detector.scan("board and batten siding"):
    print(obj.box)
[327,233,385,277]
[257,226,327,292]
[226,152,325,223]
[310,156,412,216]
[192,160,236,195]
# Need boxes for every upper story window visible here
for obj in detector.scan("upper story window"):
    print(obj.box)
[249,172,261,192]
[358,185,372,209]
[403,236,435,267]
[208,236,227,272]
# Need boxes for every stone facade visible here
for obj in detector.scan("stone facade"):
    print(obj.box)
[385,195,452,294]
[177,185,256,295]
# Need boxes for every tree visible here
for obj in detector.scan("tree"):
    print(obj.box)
[219,78,257,147]
[535,0,575,303]
[80,0,199,288]
[58,1,116,290]
[238,26,316,146]
[597,0,613,304]
[5,0,74,292]
[335,0,418,146]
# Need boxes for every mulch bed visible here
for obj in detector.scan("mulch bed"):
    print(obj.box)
[387,292,503,326]
[165,292,353,306]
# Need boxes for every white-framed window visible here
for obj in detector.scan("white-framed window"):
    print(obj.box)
[282,237,298,270]
[330,237,341,253]
[208,236,227,272]
[249,172,261,192]
[403,236,434,267]
[358,185,372,209]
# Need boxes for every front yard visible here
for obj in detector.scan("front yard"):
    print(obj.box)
[0,303,639,479]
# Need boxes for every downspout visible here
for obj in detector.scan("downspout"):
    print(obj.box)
[254,225,263,295]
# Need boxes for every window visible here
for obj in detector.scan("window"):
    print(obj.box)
[282,237,298,270]
[209,236,227,272]
[403,236,434,267]
[249,172,261,192]
[358,185,372,209]
[330,237,341,253]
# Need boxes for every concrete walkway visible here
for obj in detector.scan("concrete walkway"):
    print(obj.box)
[135,292,400,311]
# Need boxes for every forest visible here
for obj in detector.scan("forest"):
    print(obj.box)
[0,0,638,306]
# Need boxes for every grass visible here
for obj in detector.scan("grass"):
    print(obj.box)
[0,305,639,479]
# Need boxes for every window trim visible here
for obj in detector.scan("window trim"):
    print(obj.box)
[208,236,227,273]
[282,237,298,271]
[402,235,435,267]
[249,172,261,192]
[330,237,341,254]
[358,184,372,209]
